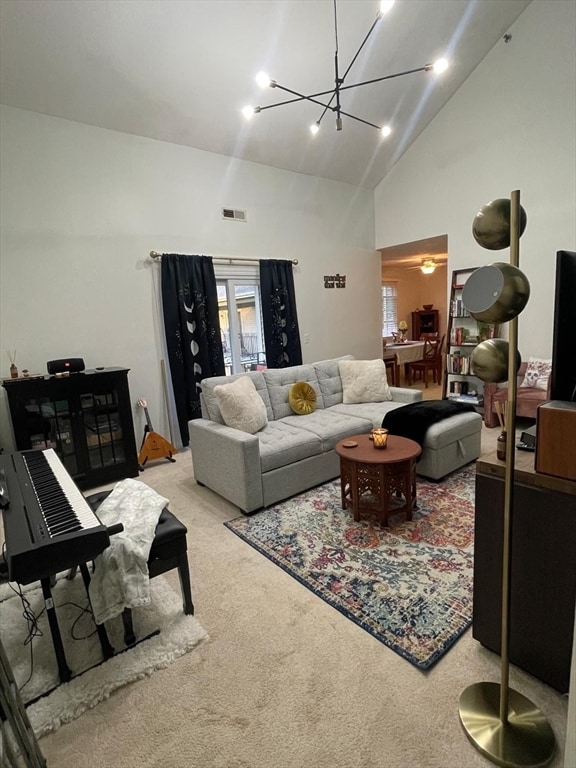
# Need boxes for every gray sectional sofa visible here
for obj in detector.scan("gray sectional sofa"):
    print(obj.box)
[189,355,482,513]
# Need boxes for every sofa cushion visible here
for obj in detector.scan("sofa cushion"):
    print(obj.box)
[256,421,323,472]
[263,365,324,419]
[330,401,407,428]
[313,355,354,408]
[520,356,552,391]
[214,376,268,434]
[289,381,318,415]
[338,359,391,404]
[281,410,372,451]
[201,372,274,423]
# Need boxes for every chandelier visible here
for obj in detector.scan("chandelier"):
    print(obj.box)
[242,0,448,138]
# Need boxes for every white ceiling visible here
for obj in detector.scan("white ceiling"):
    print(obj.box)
[0,0,531,189]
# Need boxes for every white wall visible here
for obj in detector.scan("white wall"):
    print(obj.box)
[374,0,576,359]
[0,108,377,451]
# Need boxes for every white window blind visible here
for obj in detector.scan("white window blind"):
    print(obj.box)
[381,283,398,336]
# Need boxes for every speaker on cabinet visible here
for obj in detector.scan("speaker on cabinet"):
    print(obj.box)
[46,358,86,375]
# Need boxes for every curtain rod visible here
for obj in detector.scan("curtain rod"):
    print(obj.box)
[149,251,298,265]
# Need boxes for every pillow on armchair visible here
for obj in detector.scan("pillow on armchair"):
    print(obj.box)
[520,357,552,391]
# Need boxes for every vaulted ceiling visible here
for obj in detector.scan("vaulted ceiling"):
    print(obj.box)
[0,0,531,189]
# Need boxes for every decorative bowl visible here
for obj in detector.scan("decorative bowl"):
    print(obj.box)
[423,304,434,310]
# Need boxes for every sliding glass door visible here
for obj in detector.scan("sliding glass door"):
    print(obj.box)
[217,279,266,375]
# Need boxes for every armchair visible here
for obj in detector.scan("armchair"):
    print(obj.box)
[483,362,551,427]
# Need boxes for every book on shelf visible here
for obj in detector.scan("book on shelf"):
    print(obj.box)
[448,380,479,397]
[447,354,473,374]
[447,394,484,405]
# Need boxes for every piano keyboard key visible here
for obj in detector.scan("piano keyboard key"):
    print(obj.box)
[22,449,101,535]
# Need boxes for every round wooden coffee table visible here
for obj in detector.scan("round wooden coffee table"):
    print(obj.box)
[335,433,422,527]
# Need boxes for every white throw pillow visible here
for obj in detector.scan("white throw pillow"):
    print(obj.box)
[520,357,552,391]
[338,359,392,404]
[214,376,268,433]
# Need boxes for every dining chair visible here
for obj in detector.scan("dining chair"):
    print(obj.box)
[419,332,440,341]
[409,335,445,387]
[382,339,397,386]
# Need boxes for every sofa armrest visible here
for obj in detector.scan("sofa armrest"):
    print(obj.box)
[389,387,423,404]
[189,418,264,512]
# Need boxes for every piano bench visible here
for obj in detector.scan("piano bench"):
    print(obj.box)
[85,490,195,620]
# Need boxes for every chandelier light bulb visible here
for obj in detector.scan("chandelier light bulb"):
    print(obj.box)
[242,105,256,119]
[433,58,449,74]
[380,125,392,138]
[255,71,272,89]
[310,122,320,136]
[379,0,395,16]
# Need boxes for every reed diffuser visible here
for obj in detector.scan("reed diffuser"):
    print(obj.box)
[494,401,508,461]
[7,350,18,379]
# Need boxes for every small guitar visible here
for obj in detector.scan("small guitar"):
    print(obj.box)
[137,397,177,469]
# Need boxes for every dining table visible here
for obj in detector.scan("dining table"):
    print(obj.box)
[383,341,425,385]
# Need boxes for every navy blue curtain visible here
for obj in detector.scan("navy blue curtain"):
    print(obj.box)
[259,259,302,368]
[161,254,225,445]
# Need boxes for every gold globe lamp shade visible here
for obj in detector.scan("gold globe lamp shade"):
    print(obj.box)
[473,198,527,250]
[462,263,530,324]
[471,339,521,384]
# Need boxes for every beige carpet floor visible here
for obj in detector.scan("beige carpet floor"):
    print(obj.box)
[35,410,571,768]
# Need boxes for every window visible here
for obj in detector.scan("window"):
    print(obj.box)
[381,283,398,336]
[215,264,266,375]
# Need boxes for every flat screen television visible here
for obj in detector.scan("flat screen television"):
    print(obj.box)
[550,250,576,401]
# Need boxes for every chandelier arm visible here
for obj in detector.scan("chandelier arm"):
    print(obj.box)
[260,85,336,113]
[274,82,339,101]
[338,65,431,93]
[257,95,321,111]
[336,109,381,131]
[340,15,382,84]
[273,83,338,112]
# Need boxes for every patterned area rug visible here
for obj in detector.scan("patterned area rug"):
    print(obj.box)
[224,465,476,669]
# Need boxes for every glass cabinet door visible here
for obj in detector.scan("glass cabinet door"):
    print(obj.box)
[79,390,127,472]
[17,396,79,477]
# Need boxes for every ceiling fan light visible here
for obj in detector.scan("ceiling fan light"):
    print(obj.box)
[421,259,436,274]
[380,125,392,138]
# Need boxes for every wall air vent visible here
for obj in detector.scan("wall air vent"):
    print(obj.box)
[221,208,247,222]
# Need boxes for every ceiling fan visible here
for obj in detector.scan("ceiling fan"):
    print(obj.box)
[402,257,445,273]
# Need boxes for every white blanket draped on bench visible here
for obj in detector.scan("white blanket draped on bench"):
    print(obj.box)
[88,478,169,624]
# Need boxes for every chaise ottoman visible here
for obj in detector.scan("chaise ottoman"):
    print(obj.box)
[416,411,482,480]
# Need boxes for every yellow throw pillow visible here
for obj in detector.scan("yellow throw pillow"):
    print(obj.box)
[289,381,317,415]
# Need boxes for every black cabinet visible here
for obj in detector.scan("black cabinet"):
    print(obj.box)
[2,367,139,490]
[411,309,439,338]
[473,451,576,692]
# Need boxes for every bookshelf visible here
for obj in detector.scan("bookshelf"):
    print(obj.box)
[442,268,500,408]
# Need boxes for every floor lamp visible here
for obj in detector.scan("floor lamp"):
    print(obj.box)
[458,190,556,767]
